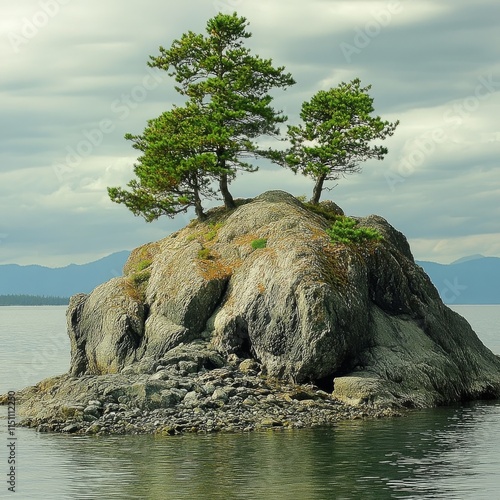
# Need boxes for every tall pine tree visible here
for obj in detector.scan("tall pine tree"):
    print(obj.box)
[283,79,399,204]
[109,13,295,220]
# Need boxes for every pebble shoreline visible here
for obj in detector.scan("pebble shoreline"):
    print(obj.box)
[15,346,403,436]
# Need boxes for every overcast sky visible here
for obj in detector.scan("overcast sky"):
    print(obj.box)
[1,0,499,267]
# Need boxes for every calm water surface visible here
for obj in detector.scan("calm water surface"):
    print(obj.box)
[0,305,499,499]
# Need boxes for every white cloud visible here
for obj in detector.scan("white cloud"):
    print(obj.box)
[412,233,500,264]
[1,0,500,265]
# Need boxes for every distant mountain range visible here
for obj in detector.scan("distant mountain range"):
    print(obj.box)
[416,255,500,304]
[0,251,130,298]
[0,251,498,304]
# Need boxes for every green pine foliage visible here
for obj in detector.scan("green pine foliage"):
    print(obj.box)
[108,13,294,221]
[281,78,399,204]
[108,104,219,221]
[108,14,399,223]
[327,216,382,245]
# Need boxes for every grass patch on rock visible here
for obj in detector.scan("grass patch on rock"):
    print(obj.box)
[303,201,343,222]
[197,248,212,260]
[204,222,224,242]
[130,269,151,286]
[124,242,160,276]
[251,238,267,250]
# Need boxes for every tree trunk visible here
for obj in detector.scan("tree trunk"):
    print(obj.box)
[219,173,236,209]
[216,148,236,210]
[311,174,326,204]
[194,200,206,221]
[193,179,206,221]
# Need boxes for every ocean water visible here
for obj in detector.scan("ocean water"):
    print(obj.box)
[0,305,499,499]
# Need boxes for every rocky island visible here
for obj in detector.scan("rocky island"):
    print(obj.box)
[5,191,500,435]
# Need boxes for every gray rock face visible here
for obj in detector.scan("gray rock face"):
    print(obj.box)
[63,190,500,408]
[67,279,145,375]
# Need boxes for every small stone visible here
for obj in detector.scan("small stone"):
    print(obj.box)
[212,388,229,402]
[178,361,199,374]
[183,391,199,406]
[239,359,260,373]
[86,423,102,434]
[298,399,316,407]
[62,424,80,434]
[315,390,330,399]
[202,383,216,396]
[226,354,240,365]
[84,405,102,417]
[150,370,170,381]
[243,396,258,406]
[258,418,282,428]
[287,388,315,401]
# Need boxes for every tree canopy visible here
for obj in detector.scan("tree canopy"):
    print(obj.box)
[109,14,399,222]
[108,12,295,220]
[283,78,399,204]
[108,103,219,221]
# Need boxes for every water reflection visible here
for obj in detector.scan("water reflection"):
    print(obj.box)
[5,400,498,500]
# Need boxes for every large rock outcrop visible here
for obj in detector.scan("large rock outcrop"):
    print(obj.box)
[61,190,500,408]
